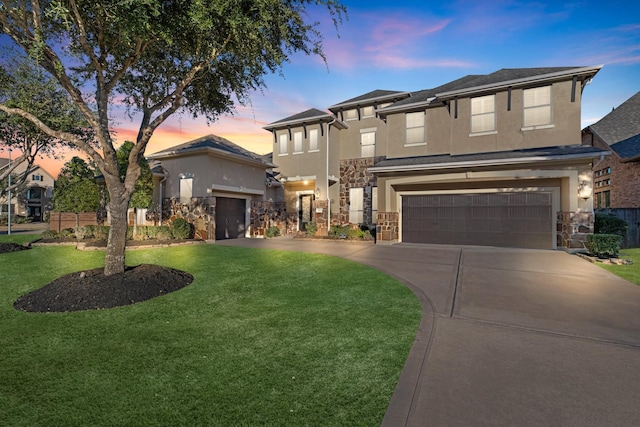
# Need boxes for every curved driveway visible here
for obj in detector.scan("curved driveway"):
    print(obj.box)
[217,238,640,426]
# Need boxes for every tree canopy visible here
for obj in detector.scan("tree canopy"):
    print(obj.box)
[51,156,100,213]
[0,0,346,275]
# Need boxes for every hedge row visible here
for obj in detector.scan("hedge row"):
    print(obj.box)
[42,220,194,241]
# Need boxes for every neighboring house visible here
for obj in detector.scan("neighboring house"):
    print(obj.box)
[146,134,279,241]
[582,91,640,209]
[264,65,607,250]
[0,158,55,222]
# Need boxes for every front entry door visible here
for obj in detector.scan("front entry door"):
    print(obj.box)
[299,195,313,231]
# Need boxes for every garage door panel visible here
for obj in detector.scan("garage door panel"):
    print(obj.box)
[402,192,552,249]
[215,197,246,240]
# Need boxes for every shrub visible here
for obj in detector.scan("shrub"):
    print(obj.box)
[41,230,58,239]
[93,226,110,240]
[75,226,92,240]
[585,233,622,258]
[156,226,172,240]
[305,222,318,236]
[595,214,628,237]
[171,218,193,239]
[265,226,281,238]
[59,228,76,238]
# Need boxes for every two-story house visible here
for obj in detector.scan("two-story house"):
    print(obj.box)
[582,91,640,209]
[264,65,606,250]
[1,158,55,222]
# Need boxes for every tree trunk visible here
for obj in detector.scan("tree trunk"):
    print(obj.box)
[104,198,129,276]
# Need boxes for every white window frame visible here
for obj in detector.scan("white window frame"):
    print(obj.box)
[309,128,319,151]
[293,131,303,154]
[405,111,426,146]
[344,109,358,121]
[349,187,363,224]
[523,86,552,129]
[278,133,288,156]
[470,94,496,135]
[360,130,376,158]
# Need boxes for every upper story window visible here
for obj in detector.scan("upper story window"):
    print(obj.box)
[309,129,319,151]
[344,109,358,121]
[31,174,43,181]
[361,130,376,157]
[361,106,375,118]
[278,133,288,156]
[470,94,496,134]
[406,111,425,145]
[523,86,552,128]
[293,131,303,153]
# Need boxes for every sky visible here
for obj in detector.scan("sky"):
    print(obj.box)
[3,0,640,177]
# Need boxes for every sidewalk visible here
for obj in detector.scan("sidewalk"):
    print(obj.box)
[0,222,48,235]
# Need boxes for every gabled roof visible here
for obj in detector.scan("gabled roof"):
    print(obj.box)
[263,108,348,131]
[588,91,640,161]
[146,134,274,168]
[378,65,603,115]
[328,90,410,111]
[369,145,609,173]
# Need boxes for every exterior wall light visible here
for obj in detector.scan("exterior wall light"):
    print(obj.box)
[315,187,320,198]
[578,181,593,200]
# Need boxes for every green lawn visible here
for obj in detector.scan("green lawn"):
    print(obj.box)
[598,248,640,286]
[0,235,421,426]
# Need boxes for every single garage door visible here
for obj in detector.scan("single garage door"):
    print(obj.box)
[402,192,552,249]
[215,197,246,240]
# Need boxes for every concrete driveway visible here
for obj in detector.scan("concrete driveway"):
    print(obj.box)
[217,237,640,426]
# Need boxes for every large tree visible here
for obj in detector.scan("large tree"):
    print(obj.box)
[0,0,345,275]
[0,54,86,194]
[51,156,100,212]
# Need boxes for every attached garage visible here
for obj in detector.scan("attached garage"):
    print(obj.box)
[215,197,247,240]
[402,192,553,249]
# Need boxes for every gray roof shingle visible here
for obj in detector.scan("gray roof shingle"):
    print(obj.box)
[147,134,271,166]
[589,91,640,160]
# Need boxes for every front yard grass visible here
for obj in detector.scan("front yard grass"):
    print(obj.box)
[0,236,421,426]
[598,248,640,286]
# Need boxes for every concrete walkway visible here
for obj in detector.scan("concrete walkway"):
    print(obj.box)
[218,237,640,426]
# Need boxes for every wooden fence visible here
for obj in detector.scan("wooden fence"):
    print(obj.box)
[595,208,640,248]
[49,212,99,233]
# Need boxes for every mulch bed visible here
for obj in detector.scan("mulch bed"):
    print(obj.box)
[0,243,32,253]
[13,264,194,313]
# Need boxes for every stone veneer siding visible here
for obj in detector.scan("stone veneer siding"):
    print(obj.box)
[376,212,399,243]
[339,157,384,226]
[163,197,216,240]
[557,211,594,250]
[250,201,296,236]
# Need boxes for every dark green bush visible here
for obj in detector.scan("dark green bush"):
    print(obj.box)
[595,214,628,237]
[171,218,193,239]
[265,226,281,238]
[94,226,110,240]
[585,233,622,258]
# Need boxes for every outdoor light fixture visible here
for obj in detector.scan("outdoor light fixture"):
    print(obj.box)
[315,187,320,198]
[577,181,593,200]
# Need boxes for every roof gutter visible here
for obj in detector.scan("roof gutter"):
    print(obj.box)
[369,151,611,173]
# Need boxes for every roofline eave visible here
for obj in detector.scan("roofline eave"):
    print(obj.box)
[369,151,611,174]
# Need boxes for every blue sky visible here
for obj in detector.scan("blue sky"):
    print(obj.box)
[137,0,639,157]
[3,1,640,174]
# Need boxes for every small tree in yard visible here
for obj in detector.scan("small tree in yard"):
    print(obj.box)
[0,0,345,276]
[51,156,100,213]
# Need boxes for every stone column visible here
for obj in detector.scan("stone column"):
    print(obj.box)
[376,212,399,243]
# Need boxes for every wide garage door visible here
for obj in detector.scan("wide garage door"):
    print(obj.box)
[402,192,552,249]
[215,197,246,240]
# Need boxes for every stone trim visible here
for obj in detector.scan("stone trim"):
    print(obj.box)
[557,211,594,250]
[376,212,399,243]
[339,156,385,226]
